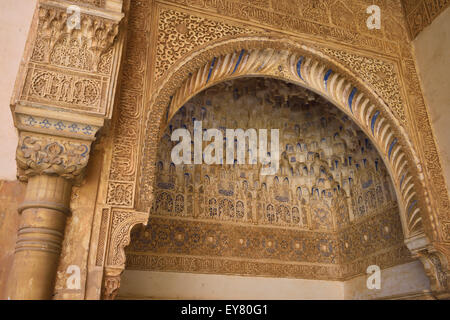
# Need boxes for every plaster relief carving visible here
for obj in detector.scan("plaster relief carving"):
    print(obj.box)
[29,70,101,108]
[320,48,406,126]
[32,5,119,73]
[16,132,91,182]
[6,0,449,300]
[155,8,258,81]
[402,0,450,39]
[106,209,148,268]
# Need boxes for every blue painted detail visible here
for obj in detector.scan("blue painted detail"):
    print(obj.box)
[68,123,79,133]
[82,125,93,135]
[54,121,66,131]
[232,49,245,74]
[408,200,418,214]
[25,116,37,126]
[371,111,380,135]
[296,56,304,80]
[206,57,216,83]
[388,138,398,159]
[80,145,89,157]
[40,119,51,129]
[400,174,405,188]
[324,69,332,91]
[83,126,92,135]
[348,87,357,113]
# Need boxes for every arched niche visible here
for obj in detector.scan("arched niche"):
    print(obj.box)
[137,36,431,246]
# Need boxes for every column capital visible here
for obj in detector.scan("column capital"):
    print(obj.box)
[10,0,128,184]
[16,131,92,184]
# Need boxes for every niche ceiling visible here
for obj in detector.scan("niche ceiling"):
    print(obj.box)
[126,78,412,280]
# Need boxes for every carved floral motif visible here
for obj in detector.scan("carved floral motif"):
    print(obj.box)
[155,8,257,80]
[31,5,119,73]
[16,133,91,181]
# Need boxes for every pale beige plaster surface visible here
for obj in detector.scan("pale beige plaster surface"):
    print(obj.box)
[119,270,345,300]
[343,260,430,300]
[119,260,429,300]
[413,7,450,200]
[0,0,36,180]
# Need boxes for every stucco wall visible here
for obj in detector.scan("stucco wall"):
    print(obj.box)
[118,270,345,300]
[118,260,430,300]
[413,7,450,199]
[0,0,37,180]
[343,260,430,300]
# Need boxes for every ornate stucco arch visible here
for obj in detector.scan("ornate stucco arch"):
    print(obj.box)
[137,35,430,246]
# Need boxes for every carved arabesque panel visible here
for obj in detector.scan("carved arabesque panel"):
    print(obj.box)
[321,48,406,126]
[155,8,258,81]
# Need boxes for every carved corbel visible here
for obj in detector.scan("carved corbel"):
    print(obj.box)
[408,239,450,299]
[102,209,149,299]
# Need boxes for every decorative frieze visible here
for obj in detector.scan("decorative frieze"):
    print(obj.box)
[21,66,105,113]
[16,112,100,140]
[402,0,450,39]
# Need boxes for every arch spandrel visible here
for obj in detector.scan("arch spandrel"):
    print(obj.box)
[137,36,432,245]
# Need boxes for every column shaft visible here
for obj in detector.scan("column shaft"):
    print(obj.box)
[7,175,72,300]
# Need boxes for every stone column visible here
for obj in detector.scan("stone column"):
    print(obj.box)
[6,133,92,299]
[6,0,125,299]
[8,175,72,299]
